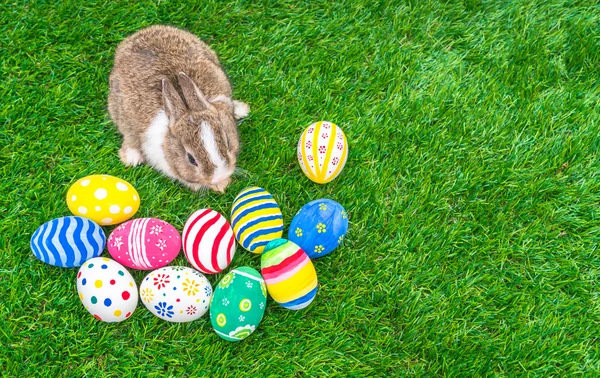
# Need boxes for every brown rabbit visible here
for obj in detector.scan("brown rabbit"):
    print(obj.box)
[108,25,249,192]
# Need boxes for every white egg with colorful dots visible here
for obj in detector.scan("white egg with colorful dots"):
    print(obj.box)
[139,266,212,323]
[76,257,138,322]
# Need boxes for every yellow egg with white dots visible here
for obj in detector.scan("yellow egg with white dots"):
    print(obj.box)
[67,174,140,226]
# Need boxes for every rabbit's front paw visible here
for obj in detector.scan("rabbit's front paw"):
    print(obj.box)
[119,146,145,167]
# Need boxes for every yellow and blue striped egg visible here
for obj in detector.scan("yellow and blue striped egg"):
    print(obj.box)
[297,121,348,184]
[230,187,284,254]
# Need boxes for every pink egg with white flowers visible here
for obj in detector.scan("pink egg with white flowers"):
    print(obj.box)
[107,218,181,270]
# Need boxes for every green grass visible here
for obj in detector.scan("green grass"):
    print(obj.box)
[2,0,600,376]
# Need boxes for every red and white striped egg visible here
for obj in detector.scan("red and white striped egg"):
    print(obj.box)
[182,209,236,274]
[107,218,181,270]
[297,121,348,184]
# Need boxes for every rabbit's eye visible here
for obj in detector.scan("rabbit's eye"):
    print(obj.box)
[187,153,198,166]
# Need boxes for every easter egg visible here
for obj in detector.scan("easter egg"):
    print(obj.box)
[288,199,349,259]
[139,266,212,322]
[107,218,181,270]
[261,239,318,310]
[76,257,138,322]
[231,187,284,254]
[66,174,140,226]
[182,209,235,274]
[297,121,348,184]
[210,267,267,341]
[30,216,106,268]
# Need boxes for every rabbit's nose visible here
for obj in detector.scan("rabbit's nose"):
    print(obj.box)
[211,172,232,185]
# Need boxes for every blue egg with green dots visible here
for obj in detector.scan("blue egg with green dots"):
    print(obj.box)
[288,199,348,259]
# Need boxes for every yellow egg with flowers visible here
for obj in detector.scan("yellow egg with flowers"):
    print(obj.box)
[297,121,348,184]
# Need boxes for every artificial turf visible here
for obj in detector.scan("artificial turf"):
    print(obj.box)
[1,0,600,376]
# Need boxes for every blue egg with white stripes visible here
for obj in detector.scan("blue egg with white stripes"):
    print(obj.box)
[231,187,284,254]
[288,199,348,259]
[30,216,106,268]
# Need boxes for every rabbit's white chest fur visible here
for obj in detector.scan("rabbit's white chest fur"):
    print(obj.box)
[143,110,176,179]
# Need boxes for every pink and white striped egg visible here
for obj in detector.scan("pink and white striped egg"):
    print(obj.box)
[107,218,181,270]
[297,121,348,184]
[182,209,236,274]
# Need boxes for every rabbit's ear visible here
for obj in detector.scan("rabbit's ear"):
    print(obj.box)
[162,78,186,122]
[177,72,212,111]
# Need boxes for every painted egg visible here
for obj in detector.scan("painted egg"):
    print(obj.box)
[107,218,181,270]
[182,209,235,274]
[297,121,348,184]
[76,257,138,322]
[231,187,284,254]
[30,216,106,268]
[210,267,267,341]
[288,199,349,259]
[261,239,318,310]
[66,174,140,226]
[139,266,212,322]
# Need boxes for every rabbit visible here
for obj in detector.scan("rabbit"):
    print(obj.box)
[108,25,249,192]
